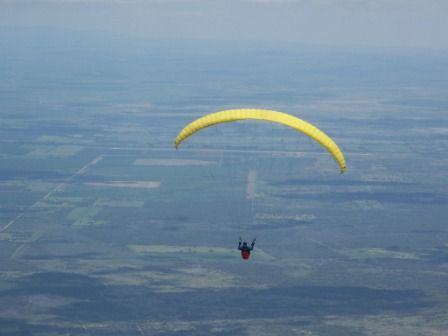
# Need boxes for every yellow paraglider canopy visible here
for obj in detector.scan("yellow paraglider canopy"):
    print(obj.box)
[174,108,346,173]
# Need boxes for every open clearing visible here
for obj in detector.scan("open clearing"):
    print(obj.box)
[26,145,83,158]
[128,244,275,261]
[85,181,161,189]
[134,159,217,166]
[97,266,244,290]
[340,248,420,260]
[67,207,106,227]
[94,199,145,207]
[246,170,258,199]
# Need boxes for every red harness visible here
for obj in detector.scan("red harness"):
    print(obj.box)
[241,250,250,260]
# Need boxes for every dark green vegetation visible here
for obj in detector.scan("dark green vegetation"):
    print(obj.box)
[1,30,448,335]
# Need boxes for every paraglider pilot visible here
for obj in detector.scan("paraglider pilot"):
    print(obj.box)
[238,237,256,260]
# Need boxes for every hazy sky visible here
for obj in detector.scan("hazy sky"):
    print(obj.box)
[1,0,447,50]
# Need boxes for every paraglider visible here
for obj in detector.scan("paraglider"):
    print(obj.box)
[174,108,346,173]
[174,108,346,260]
[238,237,256,260]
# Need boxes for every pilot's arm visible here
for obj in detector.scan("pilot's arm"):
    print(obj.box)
[250,239,256,251]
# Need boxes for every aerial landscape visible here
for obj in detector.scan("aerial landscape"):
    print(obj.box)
[1,1,448,335]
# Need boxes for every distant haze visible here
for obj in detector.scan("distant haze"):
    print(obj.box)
[1,0,447,50]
